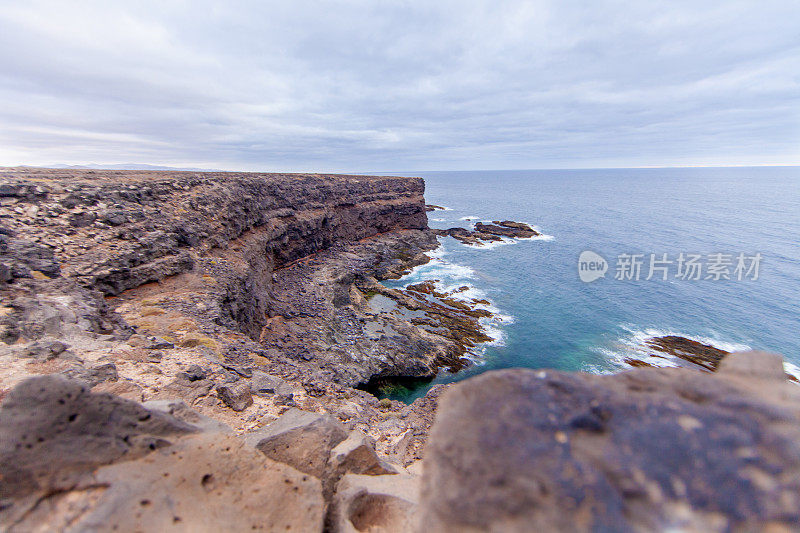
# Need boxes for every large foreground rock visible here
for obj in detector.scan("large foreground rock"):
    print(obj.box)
[0,376,197,503]
[420,352,800,532]
[5,434,324,531]
[0,377,325,531]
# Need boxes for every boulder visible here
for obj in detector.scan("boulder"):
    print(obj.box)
[419,358,800,532]
[175,364,206,382]
[63,362,118,386]
[474,221,537,238]
[250,370,293,397]
[216,382,253,411]
[717,349,787,381]
[5,434,325,532]
[152,377,213,404]
[329,430,399,479]
[245,408,348,479]
[330,473,418,533]
[20,338,70,360]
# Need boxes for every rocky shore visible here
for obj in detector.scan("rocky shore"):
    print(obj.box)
[2,168,800,531]
[432,220,540,246]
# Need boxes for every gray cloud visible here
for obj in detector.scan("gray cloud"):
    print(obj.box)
[0,0,797,171]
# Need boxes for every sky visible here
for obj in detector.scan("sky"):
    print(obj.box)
[0,1,798,172]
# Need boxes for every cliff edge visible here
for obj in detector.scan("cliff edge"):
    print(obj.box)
[2,168,799,531]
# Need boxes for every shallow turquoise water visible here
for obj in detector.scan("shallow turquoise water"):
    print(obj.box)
[383,167,800,402]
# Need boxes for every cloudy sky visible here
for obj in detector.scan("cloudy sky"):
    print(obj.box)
[0,1,797,171]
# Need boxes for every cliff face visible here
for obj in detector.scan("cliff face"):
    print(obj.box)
[0,169,428,335]
[0,169,427,290]
[0,167,456,447]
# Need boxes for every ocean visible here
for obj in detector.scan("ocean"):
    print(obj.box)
[383,167,800,402]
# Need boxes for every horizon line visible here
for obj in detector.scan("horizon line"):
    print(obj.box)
[2,163,799,175]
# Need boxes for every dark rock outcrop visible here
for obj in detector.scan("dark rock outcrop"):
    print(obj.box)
[420,351,800,531]
[474,221,538,238]
[432,220,539,246]
[644,335,730,371]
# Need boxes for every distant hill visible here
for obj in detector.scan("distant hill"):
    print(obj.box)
[47,163,219,172]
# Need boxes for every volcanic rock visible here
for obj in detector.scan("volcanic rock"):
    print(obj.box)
[419,352,800,531]
[216,382,253,411]
[330,473,419,533]
[246,409,348,477]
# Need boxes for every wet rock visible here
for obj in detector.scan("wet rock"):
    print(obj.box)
[474,221,538,238]
[216,382,253,411]
[492,220,533,230]
[645,335,729,371]
[420,355,800,532]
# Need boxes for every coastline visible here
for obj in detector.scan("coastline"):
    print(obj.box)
[2,168,800,530]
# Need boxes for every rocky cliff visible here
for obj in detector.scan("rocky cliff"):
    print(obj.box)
[0,168,481,467]
[2,168,799,531]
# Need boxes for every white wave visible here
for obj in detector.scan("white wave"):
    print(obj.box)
[525,233,555,242]
[617,325,752,354]
[479,319,507,347]
[421,262,476,281]
[430,217,446,222]
[784,361,800,382]
[591,324,754,373]
[381,241,513,364]
[438,282,486,300]
[459,237,517,250]
[460,215,480,221]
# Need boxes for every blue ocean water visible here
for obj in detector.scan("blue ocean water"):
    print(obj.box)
[384,167,800,402]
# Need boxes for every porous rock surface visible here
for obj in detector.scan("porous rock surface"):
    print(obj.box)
[420,351,800,532]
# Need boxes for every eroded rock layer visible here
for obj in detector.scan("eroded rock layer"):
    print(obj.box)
[0,168,455,463]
